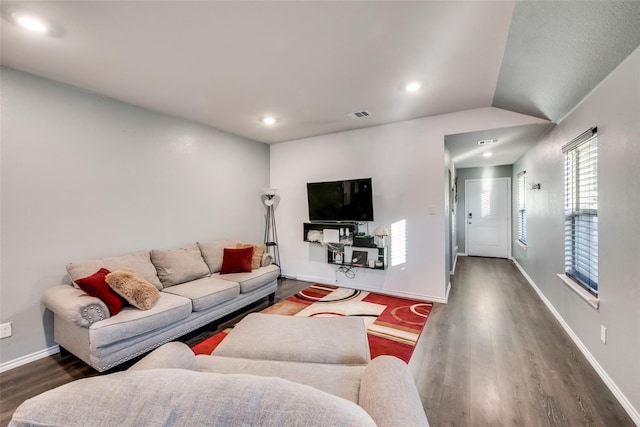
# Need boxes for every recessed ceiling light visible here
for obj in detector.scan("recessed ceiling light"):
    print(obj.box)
[13,13,49,33]
[405,81,422,92]
[483,152,493,157]
[262,116,276,126]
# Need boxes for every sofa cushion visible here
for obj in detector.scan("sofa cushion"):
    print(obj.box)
[106,269,160,310]
[67,251,163,290]
[89,292,191,351]
[10,369,377,427]
[197,355,367,404]
[220,247,253,274]
[151,244,210,288]
[214,264,279,293]
[161,276,239,312]
[197,239,236,273]
[359,356,430,427]
[75,268,127,315]
[128,342,199,372]
[212,313,370,365]
[236,243,266,269]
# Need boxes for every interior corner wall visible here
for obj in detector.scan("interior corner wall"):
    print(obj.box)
[0,68,270,365]
[444,149,456,275]
[270,107,546,304]
[454,165,513,253]
[511,46,640,418]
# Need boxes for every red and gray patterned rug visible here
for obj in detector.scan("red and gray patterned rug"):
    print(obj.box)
[192,284,432,362]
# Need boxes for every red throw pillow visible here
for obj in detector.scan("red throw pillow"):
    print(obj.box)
[75,268,127,315]
[220,247,253,274]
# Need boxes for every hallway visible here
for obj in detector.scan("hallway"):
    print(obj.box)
[410,256,633,426]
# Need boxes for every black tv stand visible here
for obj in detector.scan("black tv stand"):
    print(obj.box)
[303,222,357,242]
[303,222,387,270]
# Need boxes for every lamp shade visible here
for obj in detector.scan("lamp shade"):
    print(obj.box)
[262,188,278,206]
[373,227,389,237]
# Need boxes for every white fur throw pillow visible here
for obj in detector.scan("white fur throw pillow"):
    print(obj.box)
[106,268,160,310]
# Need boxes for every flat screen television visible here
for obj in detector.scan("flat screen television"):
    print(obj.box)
[307,178,374,222]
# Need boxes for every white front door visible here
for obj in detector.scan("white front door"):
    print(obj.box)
[465,178,510,258]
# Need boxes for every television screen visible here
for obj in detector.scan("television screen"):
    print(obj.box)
[307,178,374,222]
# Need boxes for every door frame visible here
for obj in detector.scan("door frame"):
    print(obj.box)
[464,177,511,258]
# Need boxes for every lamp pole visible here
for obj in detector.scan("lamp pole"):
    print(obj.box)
[263,189,281,272]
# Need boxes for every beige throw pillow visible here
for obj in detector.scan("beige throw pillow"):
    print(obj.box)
[150,244,210,288]
[106,268,160,310]
[197,239,236,274]
[236,243,266,270]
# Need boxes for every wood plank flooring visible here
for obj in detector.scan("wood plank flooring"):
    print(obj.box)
[1,258,634,426]
[411,256,634,426]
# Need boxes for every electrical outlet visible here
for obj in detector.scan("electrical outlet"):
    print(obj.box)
[0,322,12,339]
[600,325,607,344]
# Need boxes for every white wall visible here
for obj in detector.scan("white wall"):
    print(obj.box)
[444,148,456,275]
[0,68,270,365]
[270,107,546,303]
[512,46,640,420]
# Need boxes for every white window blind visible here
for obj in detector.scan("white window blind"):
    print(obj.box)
[517,171,527,245]
[563,127,598,295]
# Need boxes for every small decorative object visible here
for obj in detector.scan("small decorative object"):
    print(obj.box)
[373,226,390,248]
[307,230,323,242]
[334,251,342,263]
[352,251,368,267]
[368,260,375,268]
[375,260,383,268]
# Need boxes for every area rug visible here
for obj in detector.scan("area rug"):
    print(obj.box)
[191,284,432,362]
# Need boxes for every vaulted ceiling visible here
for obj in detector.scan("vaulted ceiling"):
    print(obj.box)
[2,1,639,167]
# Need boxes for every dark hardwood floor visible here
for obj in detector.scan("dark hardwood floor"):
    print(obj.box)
[411,256,634,426]
[1,258,634,426]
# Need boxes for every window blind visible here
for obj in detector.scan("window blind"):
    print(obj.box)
[517,171,527,245]
[563,127,598,294]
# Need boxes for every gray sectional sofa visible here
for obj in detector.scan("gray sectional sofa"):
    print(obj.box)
[42,239,279,372]
[10,314,430,426]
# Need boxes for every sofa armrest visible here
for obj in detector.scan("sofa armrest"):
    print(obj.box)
[359,356,430,427]
[128,342,198,371]
[261,252,274,267]
[42,285,110,328]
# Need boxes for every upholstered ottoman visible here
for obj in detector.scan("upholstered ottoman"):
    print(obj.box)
[212,313,370,365]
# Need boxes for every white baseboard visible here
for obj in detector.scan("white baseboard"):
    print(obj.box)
[295,274,447,304]
[457,252,467,257]
[295,274,333,285]
[0,344,60,373]
[511,259,640,425]
[353,284,447,304]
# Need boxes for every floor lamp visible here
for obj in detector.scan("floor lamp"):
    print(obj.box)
[263,188,281,271]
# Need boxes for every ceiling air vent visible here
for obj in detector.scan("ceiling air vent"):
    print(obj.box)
[477,139,498,146]
[347,110,372,119]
